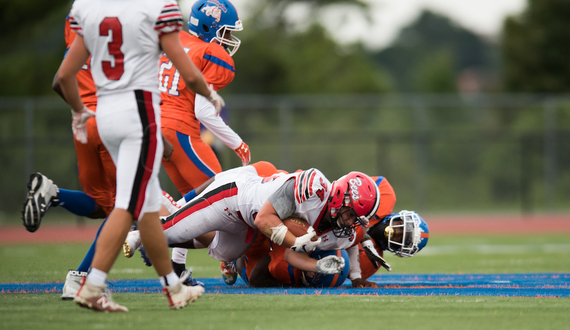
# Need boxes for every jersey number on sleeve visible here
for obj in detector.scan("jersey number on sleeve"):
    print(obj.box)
[99,17,124,80]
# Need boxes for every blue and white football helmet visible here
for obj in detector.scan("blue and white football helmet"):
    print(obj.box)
[188,0,243,56]
[372,210,429,257]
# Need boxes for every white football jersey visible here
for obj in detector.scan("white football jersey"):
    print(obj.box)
[68,0,183,95]
[227,167,331,229]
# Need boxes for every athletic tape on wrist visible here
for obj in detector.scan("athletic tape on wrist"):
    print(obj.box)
[270,223,287,245]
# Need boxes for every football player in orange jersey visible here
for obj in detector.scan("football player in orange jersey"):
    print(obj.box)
[239,210,429,288]
[158,0,251,276]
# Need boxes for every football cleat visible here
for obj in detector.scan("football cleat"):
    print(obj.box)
[123,230,141,258]
[163,272,205,310]
[180,269,205,287]
[22,172,59,233]
[61,270,88,300]
[220,261,237,285]
[74,277,128,312]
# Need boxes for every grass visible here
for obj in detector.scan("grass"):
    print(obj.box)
[1,234,569,329]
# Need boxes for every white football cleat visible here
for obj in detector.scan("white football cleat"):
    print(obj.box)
[163,272,205,310]
[123,230,141,258]
[61,270,88,300]
[22,172,59,233]
[74,277,128,313]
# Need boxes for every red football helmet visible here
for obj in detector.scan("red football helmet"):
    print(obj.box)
[328,172,380,237]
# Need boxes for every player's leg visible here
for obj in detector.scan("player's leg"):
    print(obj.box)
[60,119,116,299]
[75,116,116,218]
[61,216,108,300]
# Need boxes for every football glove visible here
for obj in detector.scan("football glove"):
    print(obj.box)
[206,85,225,114]
[71,107,95,144]
[315,255,345,274]
[290,227,320,253]
[361,236,391,272]
[234,142,251,166]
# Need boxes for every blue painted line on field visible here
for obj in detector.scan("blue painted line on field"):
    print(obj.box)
[2,273,569,298]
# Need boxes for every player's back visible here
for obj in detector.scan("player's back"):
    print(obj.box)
[160,31,235,135]
[69,0,182,95]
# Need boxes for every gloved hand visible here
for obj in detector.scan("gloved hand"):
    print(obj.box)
[362,237,391,272]
[234,142,250,166]
[71,107,95,144]
[206,85,225,114]
[290,227,321,253]
[315,255,345,274]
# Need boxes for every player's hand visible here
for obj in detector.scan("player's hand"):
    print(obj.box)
[315,255,345,274]
[234,142,250,166]
[71,107,95,144]
[362,238,391,272]
[290,227,320,253]
[351,278,378,288]
[206,85,225,114]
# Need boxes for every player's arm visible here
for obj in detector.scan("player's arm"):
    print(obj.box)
[56,34,94,144]
[346,245,378,288]
[57,35,89,112]
[284,249,345,274]
[52,73,65,101]
[160,32,223,110]
[255,200,301,249]
[194,95,250,165]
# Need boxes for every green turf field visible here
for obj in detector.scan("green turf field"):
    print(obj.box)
[1,234,569,329]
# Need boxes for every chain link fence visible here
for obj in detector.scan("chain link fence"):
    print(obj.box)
[1,94,569,221]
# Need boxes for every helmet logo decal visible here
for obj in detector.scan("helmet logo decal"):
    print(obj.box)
[349,177,362,201]
[201,5,222,22]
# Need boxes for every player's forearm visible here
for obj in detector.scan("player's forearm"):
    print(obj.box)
[284,249,317,272]
[59,77,83,111]
[52,72,66,101]
[194,95,242,149]
[347,245,362,280]
[254,201,297,248]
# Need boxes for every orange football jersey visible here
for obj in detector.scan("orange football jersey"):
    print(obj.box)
[159,31,236,137]
[64,17,97,109]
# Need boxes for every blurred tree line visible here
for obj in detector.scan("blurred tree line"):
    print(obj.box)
[2,0,569,96]
[2,0,570,217]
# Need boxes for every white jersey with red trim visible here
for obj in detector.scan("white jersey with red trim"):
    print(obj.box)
[212,167,331,229]
[68,0,183,95]
[316,230,357,251]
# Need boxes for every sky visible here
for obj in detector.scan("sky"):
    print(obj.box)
[180,0,527,50]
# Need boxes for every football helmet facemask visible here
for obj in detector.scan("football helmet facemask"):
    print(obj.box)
[371,210,429,257]
[188,0,243,56]
[328,172,380,238]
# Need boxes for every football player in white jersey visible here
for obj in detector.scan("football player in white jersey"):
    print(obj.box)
[123,166,380,277]
[56,0,224,312]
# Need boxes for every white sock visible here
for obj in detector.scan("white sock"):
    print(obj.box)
[171,248,188,265]
[87,268,107,286]
[160,271,179,287]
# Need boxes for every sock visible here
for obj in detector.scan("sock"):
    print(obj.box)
[171,260,186,277]
[160,271,179,287]
[87,268,107,286]
[171,248,187,264]
[182,189,197,204]
[56,188,96,216]
[76,217,107,272]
